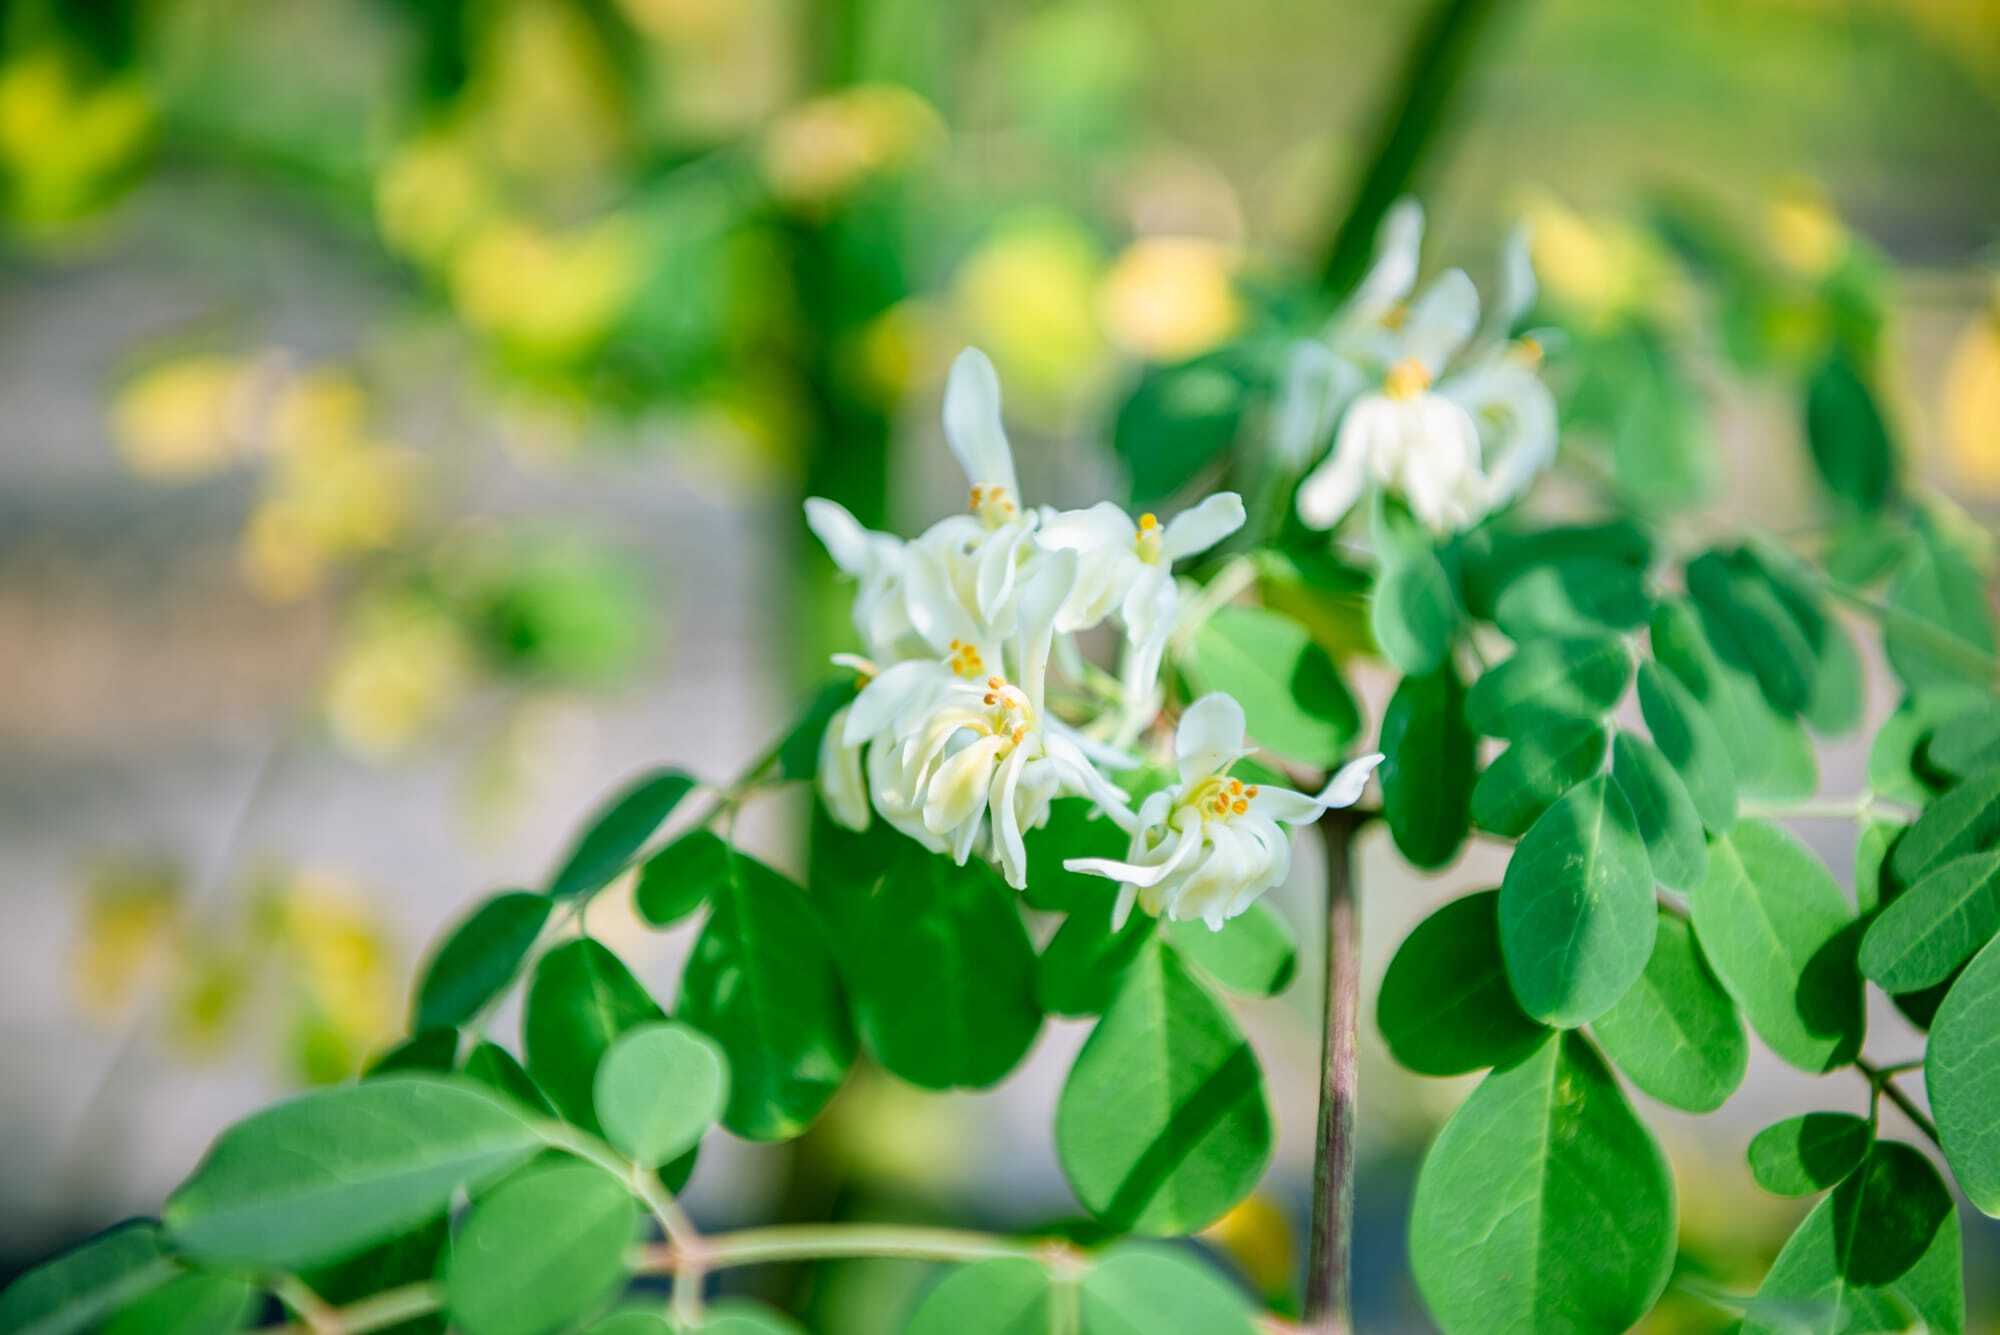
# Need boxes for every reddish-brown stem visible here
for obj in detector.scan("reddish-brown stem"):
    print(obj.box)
[1305,808,1364,1335]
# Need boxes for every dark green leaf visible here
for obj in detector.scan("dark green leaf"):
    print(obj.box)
[1076,1243,1257,1334]
[679,855,855,1140]
[1499,775,1656,1027]
[1738,543,1865,736]
[777,679,859,783]
[1928,933,2000,1215]
[675,1299,806,1334]
[840,844,1040,1089]
[635,831,730,927]
[1371,543,1458,675]
[366,1027,460,1077]
[1464,637,1632,738]
[1461,521,1653,623]
[444,1161,635,1335]
[1858,850,2000,993]
[1635,660,1737,832]
[1686,552,1814,717]
[1378,889,1547,1076]
[905,1259,1052,1335]
[1610,732,1708,891]
[1886,517,1996,692]
[1747,1113,1871,1197]
[1021,798,1133,913]
[163,1077,542,1269]
[1890,767,2000,888]
[1056,943,1271,1234]
[1930,708,2000,782]
[1471,720,1608,839]
[1378,664,1475,869]
[0,1222,176,1335]
[1114,353,1251,506]
[414,892,551,1031]
[524,939,666,1136]
[1410,1033,1675,1334]
[463,1041,556,1116]
[1652,598,1815,801]
[1165,902,1297,996]
[1689,822,1863,1073]
[1804,348,1896,513]
[1493,558,1650,641]
[1184,605,1359,768]
[102,1274,255,1335]
[1039,898,1158,1017]
[1867,687,1993,806]
[1591,910,1745,1112]
[595,1022,728,1168]
[548,769,696,899]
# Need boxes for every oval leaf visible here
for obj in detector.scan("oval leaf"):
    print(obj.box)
[1464,636,1632,738]
[1184,605,1358,768]
[415,891,551,1031]
[1471,721,1608,839]
[548,769,696,900]
[1747,1113,1872,1197]
[1889,767,2000,889]
[102,1273,256,1335]
[1371,543,1458,675]
[1077,1243,1257,1335]
[1493,558,1650,641]
[0,1222,177,1335]
[1591,910,1745,1112]
[635,830,731,928]
[595,1022,729,1168]
[524,938,666,1136]
[1928,933,2000,1216]
[1378,889,1547,1076]
[1859,849,2000,993]
[1609,731,1708,891]
[445,1160,635,1335]
[905,1258,1052,1335]
[1165,901,1297,997]
[1635,659,1737,833]
[1379,665,1475,869]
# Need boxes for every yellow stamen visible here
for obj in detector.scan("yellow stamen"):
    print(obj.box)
[1384,358,1430,401]
[1513,336,1543,368]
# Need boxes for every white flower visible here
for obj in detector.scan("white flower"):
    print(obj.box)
[805,499,926,663]
[1286,202,1556,535]
[1064,694,1382,930]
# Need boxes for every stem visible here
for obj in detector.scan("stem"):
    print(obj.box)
[656,1224,1060,1272]
[1856,1058,1942,1148]
[1305,809,1364,1335]
[260,1282,442,1335]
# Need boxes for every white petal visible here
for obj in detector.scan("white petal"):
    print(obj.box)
[1296,403,1379,530]
[1445,362,1555,511]
[1013,546,1077,711]
[1272,341,1358,471]
[803,497,881,575]
[1248,785,1325,823]
[1345,198,1425,328]
[1489,223,1537,340]
[1162,492,1246,562]
[943,347,1018,494]
[817,707,872,831]
[1402,268,1479,375]
[989,743,1033,888]
[1318,753,1384,808]
[844,659,940,744]
[1038,501,1134,554]
[1176,693,1246,783]
[1111,883,1139,931]
[925,734,1005,840]
[975,521,1032,623]
[1398,396,1485,533]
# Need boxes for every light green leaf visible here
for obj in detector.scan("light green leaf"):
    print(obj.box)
[905,1259,1052,1335]
[1747,1113,1872,1197]
[589,1314,674,1335]
[1184,605,1358,767]
[678,854,855,1140]
[1371,542,1458,675]
[102,1273,256,1335]
[1493,558,1651,641]
[1610,731,1708,891]
[1930,707,2000,781]
[1410,1033,1676,1335]
[1687,552,1814,717]
[1056,943,1271,1234]
[1039,899,1157,1017]
[635,830,731,927]
[1885,516,1996,692]
[524,938,666,1136]
[677,1299,807,1334]
[1743,1142,1962,1335]
[595,1022,728,1168]
[1471,721,1608,838]
[1464,637,1632,738]
[1461,521,1653,622]
[1928,933,2000,1215]
[1858,849,2000,993]
[1852,818,1901,916]
[1591,911,1745,1112]
[1889,768,2000,888]
[840,843,1041,1089]
[1804,349,1896,513]
[1077,1243,1257,1335]
[1114,352,1250,506]
[1378,889,1547,1076]
[1635,660,1738,833]
[414,891,551,1031]
[163,1076,541,1269]
[547,769,696,900]
[0,1222,177,1335]
[463,1039,556,1116]
[1166,901,1297,997]
[1378,664,1475,869]
[1866,687,1993,806]
[1689,822,1863,1073]
[1652,599,1816,802]
[1499,775,1656,1027]
[445,1160,635,1335]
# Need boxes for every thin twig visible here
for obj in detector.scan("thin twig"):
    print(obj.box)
[1856,1058,1941,1148]
[1304,808,1365,1335]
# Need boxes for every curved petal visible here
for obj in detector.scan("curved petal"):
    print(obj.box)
[1318,753,1385,809]
[1402,268,1480,376]
[943,347,1018,494]
[975,520,1032,624]
[1343,198,1425,331]
[1398,396,1485,533]
[1247,785,1324,823]
[989,742,1033,888]
[844,659,943,744]
[1066,817,1203,889]
[1162,492,1246,562]
[1013,546,1077,711]
[1272,341,1362,471]
[924,734,1005,841]
[1486,223,1537,343]
[1296,399,1381,530]
[1445,361,1556,512]
[805,497,888,575]
[1176,693,1246,782]
[1038,501,1134,554]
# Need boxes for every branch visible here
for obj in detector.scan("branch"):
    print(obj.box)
[1304,807,1365,1335]
[1857,1058,1941,1148]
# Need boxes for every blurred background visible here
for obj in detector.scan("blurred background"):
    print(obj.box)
[2,0,1998,1329]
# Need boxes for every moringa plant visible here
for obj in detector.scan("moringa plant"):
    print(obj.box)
[5,201,1998,1335]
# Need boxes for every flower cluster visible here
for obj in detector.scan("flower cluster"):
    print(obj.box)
[811,349,1376,928]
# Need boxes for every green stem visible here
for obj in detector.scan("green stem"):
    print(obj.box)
[1856,1058,1941,1148]
[260,1282,442,1335]
[1814,573,1999,684]
[667,1223,1059,1272]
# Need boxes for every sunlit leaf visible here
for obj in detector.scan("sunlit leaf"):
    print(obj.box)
[414,891,551,1031]
[1928,933,2000,1216]
[0,1222,177,1335]
[101,1273,255,1335]
[1493,558,1650,641]
[524,938,666,1136]
[1747,1113,1871,1197]
[1076,1243,1257,1334]
[905,1259,1052,1335]
[1039,896,1157,1017]
[445,1160,635,1335]
[1184,605,1358,768]
[547,769,696,900]
[1165,901,1297,997]
[1378,889,1547,1076]
[595,1022,728,1168]
[1858,849,2000,993]
[1609,731,1707,891]
[1464,636,1632,739]
[1591,910,1744,1112]
[1471,721,1608,839]
[1635,659,1737,833]
[1885,517,1996,693]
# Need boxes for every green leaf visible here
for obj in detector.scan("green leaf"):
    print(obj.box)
[1409,1033,1676,1335]
[101,1274,256,1335]
[1076,1243,1257,1335]
[547,769,696,900]
[1689,822,1864,1073]
[1930,707,2000,781]
[635,831,731,927]
[1165,901,1297,996]
[1928,933,2000,1215]
[414,892,551,1031]
[594,1022,728,1168]
[1461,520,1653,622]
[1371,543,1458,675]
[1635,660,1737,833]
[1056,943,1271,1234]
[1867,687,1993,806]
[1853,819,1900,916]
[1493,558,1650,641]
[1378,889,1547,1076]
[1499,775,1656,1027]
[777,679,859,783]
[1184,605,1358,768]
[366,1027,459,1078]
[1886,517,1996,692]
[905,1259,1052,1335]
[1020,798,1132,913]
[679,855,855,1139]
[675,1299,806,1334]
[1039,898,1157,1017]
[1890,768,2000,889]
[1747,1113,1872,1197]
[1738,543,1865,736]
[463,1040,556,1116]
[1652,598,1816,801]
[0,1222,177,1335]
[1686,552,1814,717]
[839,844,1041,1089]
[1471,721,1608,839]
[589,1314,673,1335]
[1464,637,1632,738]
[444,1160,635,1335]
[1743,1142,1962,1335]
[1858,849,2000,993]
[163,1076,542,1269]
[1591,911,1745,1112]
[1609,732,1708,892]
[1378,664,1475,869]
[1804,348,1896,513]
[524,938,666,1136]
[1113,352,1250,505]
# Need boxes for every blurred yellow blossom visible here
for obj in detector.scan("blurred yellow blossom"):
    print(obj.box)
[323,593,476,757]
[269,368,371,455]
[1201,1193,1295,1300]
[450,214,644,360]
[468,0,628,192]
[762,85,944,215]
[71,860,182,1021]
[0,48,152,229]
[241,434,419,600]
[1523,192,1673,330]
[375,132,493,269]
[1765,180,1847,280]
[271,870,400,1081]
[1098,236,1243,362]
[1943,294,2000,495]
[111,355,262,479]
[954,211,1107,408]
